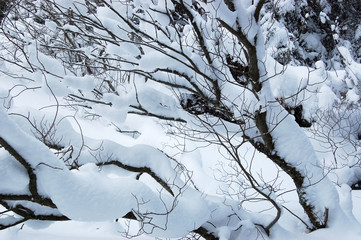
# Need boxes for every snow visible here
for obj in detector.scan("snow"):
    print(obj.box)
[274,0,296,14]
[266,101,340,213]
[2,0,361,239]
[0,152,29,195]
[0,107,64,169]
[0,106,211,236]
[318,84,338,109]
[37,165,141,221]
[0,221,142,240]
[319,12,328,24]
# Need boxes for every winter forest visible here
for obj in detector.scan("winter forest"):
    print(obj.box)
[1,0,361,239]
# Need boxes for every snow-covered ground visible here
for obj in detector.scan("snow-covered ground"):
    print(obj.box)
[1,189,361,240]
[0,220,153,240]
[1,161,361,240]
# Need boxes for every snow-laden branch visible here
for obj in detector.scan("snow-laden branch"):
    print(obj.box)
[0,107,218,237]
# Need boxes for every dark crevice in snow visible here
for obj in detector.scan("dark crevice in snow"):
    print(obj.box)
[180,93,236,123]
[284,104,312,128]
[351,181,361,190]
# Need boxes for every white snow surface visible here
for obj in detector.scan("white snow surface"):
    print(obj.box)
[0,106,210,237]
[1,0,361,240]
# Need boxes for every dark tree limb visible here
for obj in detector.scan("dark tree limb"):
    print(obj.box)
[0,200,68,230]
[97,160,175,196]
[254,0,267,23]
[249,110,327,230]
[0,137,56,208]
[67,94,113,106]
[193,226,219,240]
[217,18,262,93]
[129,104,187,123]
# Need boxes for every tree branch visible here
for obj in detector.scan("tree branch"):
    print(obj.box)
[0,137,56,208]
[193,226,219,240]
[97,160,175,196]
